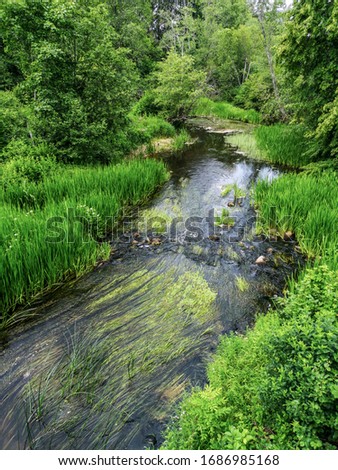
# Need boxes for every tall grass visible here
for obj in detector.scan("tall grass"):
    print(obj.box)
[193,97,261,124]
[254,171,338,268]
[0,159,169,325]
[129,114,176,140]
[227,124,318,167]
[173,129,191,151]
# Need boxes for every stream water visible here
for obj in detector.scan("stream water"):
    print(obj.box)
[0,125,303,450]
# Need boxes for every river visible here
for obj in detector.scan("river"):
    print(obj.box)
[0,124,303,449]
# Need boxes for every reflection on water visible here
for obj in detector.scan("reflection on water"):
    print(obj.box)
[0,129,302,449]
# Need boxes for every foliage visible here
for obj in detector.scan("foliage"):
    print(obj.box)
[153,51,207,120]
[193,97,261,124]
[0,159,169,324]
[227,124,318,167]
[173,129,191,151]
[163,265,338,450]
[1,139,57,182]
[0,90,32,151]
[1,0,139,163]
[279,0,338,156]
[255,171,338,265]
[130,114,176,141]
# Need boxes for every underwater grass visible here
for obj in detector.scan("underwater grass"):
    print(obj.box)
[193,97,261,124]
[18,266,219,449]
[0,159,169,325]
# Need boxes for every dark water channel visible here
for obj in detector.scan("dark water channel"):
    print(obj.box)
[0,126,303,449]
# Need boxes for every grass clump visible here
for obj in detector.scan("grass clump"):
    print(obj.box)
[235,276,249,293]
[0,159,169,326]
[227,124,318,167]
[193,97,261,124]
[254,171,338,265]
[221,183,246,202]
[130,114,176,140]
[162,265,338,450]
[173,129,191,151]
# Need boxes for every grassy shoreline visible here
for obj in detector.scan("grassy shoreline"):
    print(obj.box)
[0,159,169,327]
[162,121,338,450]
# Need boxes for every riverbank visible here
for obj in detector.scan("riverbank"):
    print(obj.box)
[162,120,338,450]
[0,159,169,327]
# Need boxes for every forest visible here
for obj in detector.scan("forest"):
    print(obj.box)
[0,0,337,451]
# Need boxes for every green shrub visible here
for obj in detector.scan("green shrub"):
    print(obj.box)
[1,141,57,185]
[162,266,338,450]
[131,115,176,141]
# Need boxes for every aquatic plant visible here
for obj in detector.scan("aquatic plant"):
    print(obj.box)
[18,267,219,449]
[254,171,338,268]
[173,129,191,151]
[227,124,318,167]
[235,276,249,293]
[215,208,235,228]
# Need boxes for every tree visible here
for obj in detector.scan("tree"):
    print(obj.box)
[153,50,207,119]
[279,0,338,156]
[1,0,139,162]
[248,0,287,120]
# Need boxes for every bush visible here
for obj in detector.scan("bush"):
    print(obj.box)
[0,91,32,152]
[1,140,57,185]
[162,266,338,450]
[131,115,176,141]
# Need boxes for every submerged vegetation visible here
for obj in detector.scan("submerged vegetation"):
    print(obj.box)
[21,268,219,449]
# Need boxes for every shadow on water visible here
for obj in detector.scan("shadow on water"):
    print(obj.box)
[0,127,305,449]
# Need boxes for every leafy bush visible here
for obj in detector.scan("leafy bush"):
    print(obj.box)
[0,91,32,152]
[162,266,338,450]
[1,140,57,185]
[153,51,207,119]
[131,115,176,141]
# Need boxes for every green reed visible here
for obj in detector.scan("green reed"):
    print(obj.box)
[0,159,169,325]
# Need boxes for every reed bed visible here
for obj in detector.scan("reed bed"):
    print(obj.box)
[0,159,169,325]
[255,171,338,269]
[227,124,317,167]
